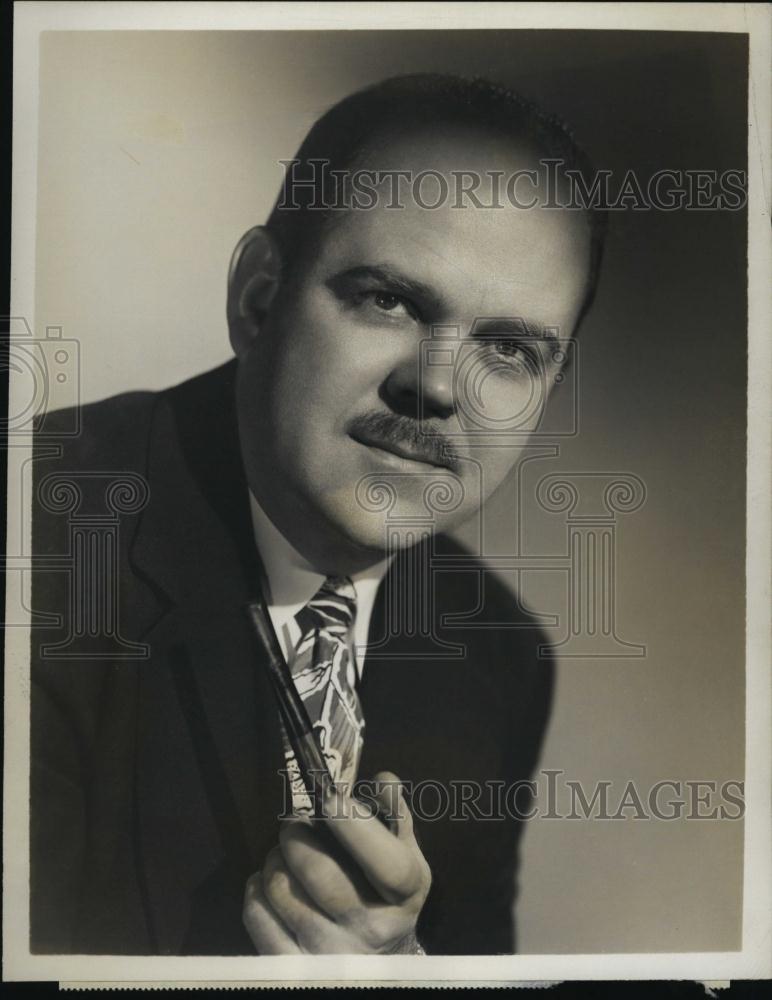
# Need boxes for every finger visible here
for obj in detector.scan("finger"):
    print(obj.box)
[280,819,419,952]
[262,844,358,953]
[320,779,426,904]
[279,818,376,921]
[243,871,301,954]
[371,771,416,842]
[371,772,430,900]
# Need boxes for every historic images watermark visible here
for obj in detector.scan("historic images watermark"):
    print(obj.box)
[277,770,746,823]
[278,158,747,213]
[7,311,643,666]
[353,319,647,662]
[3,316,150,659]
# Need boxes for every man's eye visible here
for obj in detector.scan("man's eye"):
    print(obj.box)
[492,337,524,358]
[351,289,419,321]
[481,337,539,376]
[490,337,532,364]
[373,291,403,312]
[365,290,417,318]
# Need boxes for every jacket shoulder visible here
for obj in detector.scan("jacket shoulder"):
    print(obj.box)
[35,388,160,473]
[434,534,554,655]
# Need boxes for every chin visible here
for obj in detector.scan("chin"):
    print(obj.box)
[324,492,467,560]
[301,468,473,565]
[326,504,399,557]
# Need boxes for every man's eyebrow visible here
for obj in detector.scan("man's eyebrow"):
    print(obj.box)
[328,266,553,338]
[473,317,549,339]
[327,264,442,310]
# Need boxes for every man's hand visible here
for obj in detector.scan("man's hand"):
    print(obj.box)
[243,771,431,954]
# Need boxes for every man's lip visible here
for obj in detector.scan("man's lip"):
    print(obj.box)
[349,430,453,471]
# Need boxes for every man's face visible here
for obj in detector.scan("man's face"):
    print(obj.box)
[236,129,591,571]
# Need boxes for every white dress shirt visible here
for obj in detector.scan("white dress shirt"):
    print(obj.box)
[248,491,391,677]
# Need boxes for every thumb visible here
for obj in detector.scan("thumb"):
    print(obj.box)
[372,770,414,840]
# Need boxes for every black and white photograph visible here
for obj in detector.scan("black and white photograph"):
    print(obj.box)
[4,1,771,987]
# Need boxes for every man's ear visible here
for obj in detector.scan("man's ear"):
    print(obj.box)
[227,226,282,358]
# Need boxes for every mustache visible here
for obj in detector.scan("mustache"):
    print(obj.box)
[347,411,461,472]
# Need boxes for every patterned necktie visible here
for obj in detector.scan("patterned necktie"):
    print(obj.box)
[281,576,364,814]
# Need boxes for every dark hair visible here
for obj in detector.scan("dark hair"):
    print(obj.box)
[267,73,607,331]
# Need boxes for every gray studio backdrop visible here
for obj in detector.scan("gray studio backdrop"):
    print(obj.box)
[35,30,747,953]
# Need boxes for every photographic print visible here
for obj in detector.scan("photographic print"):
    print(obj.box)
[4,1,770,987]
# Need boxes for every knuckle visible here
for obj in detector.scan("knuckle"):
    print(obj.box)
[335,899,366,930]
[243,873,270,929]
[388,854,422,898]
[357,913,388,951]
[244,870,262,899]
[278,822,319,879]
[262,851,289,903]
[278,826,310,867]
[264,866,286,895]
[295,913,326,953]
[244,894,260,921]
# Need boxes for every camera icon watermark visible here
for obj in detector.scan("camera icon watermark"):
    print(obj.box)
[2,317,81,437]
[418,320,578,438]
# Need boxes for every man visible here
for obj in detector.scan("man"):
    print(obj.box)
[30,74,605,955]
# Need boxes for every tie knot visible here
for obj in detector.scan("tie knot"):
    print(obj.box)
[295,575,357,638]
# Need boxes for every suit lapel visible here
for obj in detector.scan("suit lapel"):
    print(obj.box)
[129,362,285,954]
[124,362,489,953]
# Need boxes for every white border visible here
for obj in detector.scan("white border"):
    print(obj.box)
[5,0,771,984]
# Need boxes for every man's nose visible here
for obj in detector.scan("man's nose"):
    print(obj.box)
[382,353,456,421]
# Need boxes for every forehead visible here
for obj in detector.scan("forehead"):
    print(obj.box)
[315,128,592,324]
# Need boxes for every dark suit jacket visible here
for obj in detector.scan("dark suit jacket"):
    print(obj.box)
[29,360,554,956]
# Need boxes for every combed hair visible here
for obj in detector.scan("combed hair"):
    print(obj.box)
[267,73,607,330]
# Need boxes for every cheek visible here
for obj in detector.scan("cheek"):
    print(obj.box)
[480,449,523,500]
[274,294,387,413]
[452,374,537,502]
[455,368,548,439]
[456,449,521,508]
